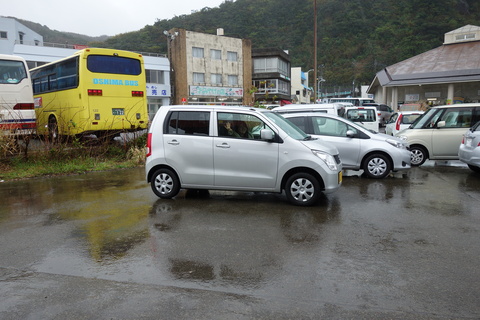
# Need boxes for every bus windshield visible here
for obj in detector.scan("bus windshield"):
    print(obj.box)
[0,55,35,135]
[87,55,141,75]
[0,59,28,84]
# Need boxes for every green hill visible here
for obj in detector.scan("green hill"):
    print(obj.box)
[13,0,480,88]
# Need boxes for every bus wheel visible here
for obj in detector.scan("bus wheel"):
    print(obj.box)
[48,116,59,143]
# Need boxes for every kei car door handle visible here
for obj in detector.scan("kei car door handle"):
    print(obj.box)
[167,139,180,145]
[216,143,230,148]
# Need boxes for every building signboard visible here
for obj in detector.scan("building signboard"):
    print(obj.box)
[405,94,420,102]
[190,86,243,97]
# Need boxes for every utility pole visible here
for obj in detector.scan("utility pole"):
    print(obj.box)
[314,0,317,103]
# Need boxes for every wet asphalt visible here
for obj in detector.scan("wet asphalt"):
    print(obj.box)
[0,162,479,319]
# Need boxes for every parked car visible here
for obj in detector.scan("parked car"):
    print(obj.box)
[396,103,480,166]
[281,112,410,179]
[362,103,393,127]
[385,111,425,136]
[458,120,480,173]
[146,105,343,206]
[343,106,379,132]
[273,103,345,116]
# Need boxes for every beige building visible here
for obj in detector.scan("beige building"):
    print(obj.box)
[168,28,252,105]
[368,25,480,110]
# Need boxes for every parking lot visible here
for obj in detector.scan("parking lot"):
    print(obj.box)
[0,163,479,319]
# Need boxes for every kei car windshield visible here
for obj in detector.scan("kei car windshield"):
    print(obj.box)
[263,112,309,140]
[410,108,439,129]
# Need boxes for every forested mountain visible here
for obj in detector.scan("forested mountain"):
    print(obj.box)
[12,18,109,44]
[17,0,480,88]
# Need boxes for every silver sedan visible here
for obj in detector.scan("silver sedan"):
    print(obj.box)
[458,121,480,173]
[282,112,411,179]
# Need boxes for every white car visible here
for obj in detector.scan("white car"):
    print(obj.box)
[343,106,379,132]
[146,105,343,206]
[282,112,411,179]
[273,103,345,116]
[458,121,480,173]
[385,111,424,136]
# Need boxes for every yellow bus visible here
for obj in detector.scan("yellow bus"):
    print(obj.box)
[30,48,148,139]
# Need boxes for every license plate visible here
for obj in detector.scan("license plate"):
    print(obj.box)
[112,108,125,116]
[338,171,343,184]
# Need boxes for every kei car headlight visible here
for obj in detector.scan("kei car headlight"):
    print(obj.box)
[312,150,338,171]
[386,138,407,149]
[397,135,408,142]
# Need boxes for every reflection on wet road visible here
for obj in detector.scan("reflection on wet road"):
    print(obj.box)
[0,163,479,319]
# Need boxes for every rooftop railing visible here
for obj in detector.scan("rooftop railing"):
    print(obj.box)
[15,40,166,57]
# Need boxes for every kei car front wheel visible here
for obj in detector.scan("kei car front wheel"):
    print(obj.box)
[410,145,428,166]
[285,172,321,206]
[363,153,391,179]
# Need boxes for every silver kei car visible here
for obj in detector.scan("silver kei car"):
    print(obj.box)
[282,112,411,179]
[458,121,480,173]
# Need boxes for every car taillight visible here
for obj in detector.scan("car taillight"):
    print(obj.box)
[88,89,103,96]
[132,91,144,97]
[13,103,34,110]
[396,114,402,131]
[146,133,152,157]
[461,137,465,145]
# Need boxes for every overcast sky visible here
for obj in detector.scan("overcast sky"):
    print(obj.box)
[2,0,227,36]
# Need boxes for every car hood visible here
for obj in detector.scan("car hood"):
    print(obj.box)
[300,138,339,155]
[374,132,404,142]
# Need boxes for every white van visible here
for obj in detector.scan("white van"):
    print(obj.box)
[344,106,379,132]
[273,103,345,116]
[396,103,480,166]
[146,105,343,206]
[329,97,375,106]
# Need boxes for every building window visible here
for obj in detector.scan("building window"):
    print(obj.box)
[211,49,222,60]
[227,51,238,62]
[228,75,238,86]
[253,79,290,95]
[253,57,289,77]
[34,40,40,46]
[18,32,25,44]
[455,33,476,41]
[211,73,222,85]
[146,70,165,84]
[192,47,204,58]
[193,72,205,84]
[0,31,7,39]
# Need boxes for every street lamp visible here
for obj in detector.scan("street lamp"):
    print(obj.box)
[317,77,325,103]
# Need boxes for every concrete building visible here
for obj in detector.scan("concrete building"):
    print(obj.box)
[0,16,170,119]
[290,67,313,104]
[368,25,480,110]
[252,48,291,105]
[168,28,252,106]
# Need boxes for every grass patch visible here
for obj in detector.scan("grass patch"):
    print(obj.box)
[0,133,146,181]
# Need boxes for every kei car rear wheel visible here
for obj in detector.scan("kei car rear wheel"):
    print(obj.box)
[151,168,181,199]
